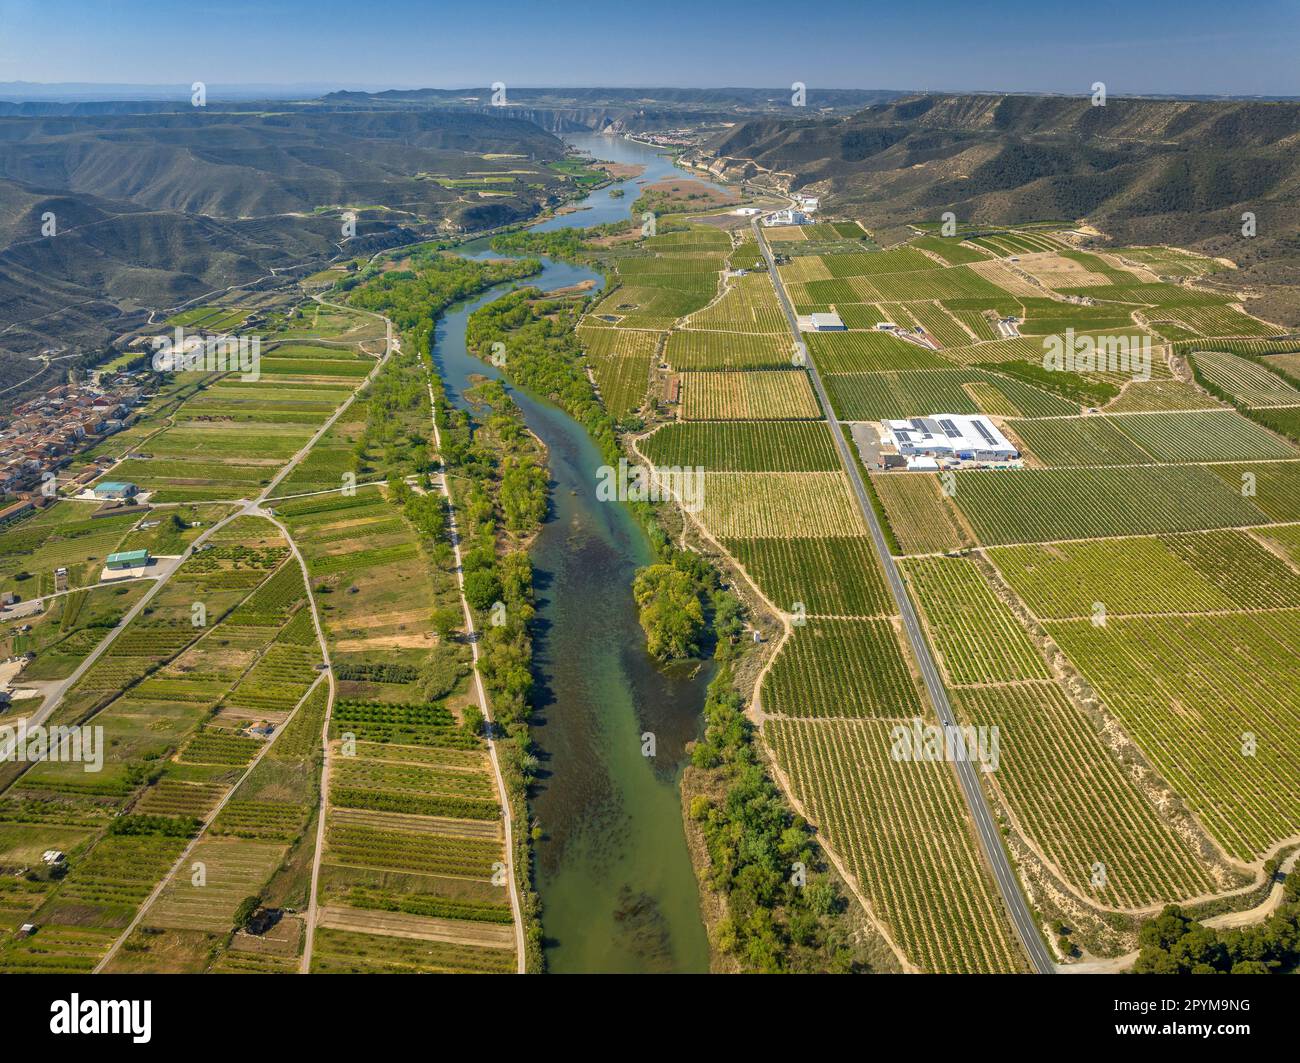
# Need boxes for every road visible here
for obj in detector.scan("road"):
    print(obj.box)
[94,670,329,973]
[423,378,527,973]
[3,307,391,758]
[751,214,1056,974]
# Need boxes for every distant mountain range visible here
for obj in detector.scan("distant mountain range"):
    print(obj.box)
[0,108,566,391]
[696,93,1300,323]
[3,87,1297,400]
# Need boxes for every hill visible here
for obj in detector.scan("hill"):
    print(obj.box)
[695,94,1300,323]
[0,108,568,390]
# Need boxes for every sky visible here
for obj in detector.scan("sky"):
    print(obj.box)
[2,0,1298,98]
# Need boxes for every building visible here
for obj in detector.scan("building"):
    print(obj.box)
[798,310,846,332]
[93,481,137,500]
[882,414,1019,462]
[808,312,845,332]
[762,208,811,227]
[105,549,150,570]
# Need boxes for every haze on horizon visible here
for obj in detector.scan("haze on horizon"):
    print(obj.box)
[1,0,1298,99]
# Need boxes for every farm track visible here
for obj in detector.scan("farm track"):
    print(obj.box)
[93,670,329,973]
[423,375,526,973]
[753,210,1057,974]
[624,429,918,970]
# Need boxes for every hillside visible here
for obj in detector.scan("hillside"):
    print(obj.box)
[0,108,568,391]
[696,94,1300,323]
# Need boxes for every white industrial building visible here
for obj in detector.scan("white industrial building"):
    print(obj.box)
[881,414,1019,462]
[762,208,812,227]
[795,307,847,328]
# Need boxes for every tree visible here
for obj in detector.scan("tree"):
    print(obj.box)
[463,569,503,612]
[632,564,704,660]
[431,606,462,642]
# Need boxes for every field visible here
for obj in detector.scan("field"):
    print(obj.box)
[951,683,1217,908]
[664,329,794,370]
[806,330,951,373]
[641,421,839,472]
[686,273,788,333]
[1048,612,1300,861]
[947,466,1267,544]
[679,370,821,420]
[762,618,922,719]
[1006,416,1155,466]
[767,718,1028,973]
[723,536,893,616]
[1191,350,1300,407]
[576,324,659,417]
[1105,410,1294,464]
[870,473,970,555]
[823,367,1076,421]
[698,472,867,538]
[902,557,1050,685]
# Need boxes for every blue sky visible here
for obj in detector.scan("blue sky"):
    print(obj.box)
[2,0,1297,96]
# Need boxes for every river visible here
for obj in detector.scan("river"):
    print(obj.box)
[432,134,727,972]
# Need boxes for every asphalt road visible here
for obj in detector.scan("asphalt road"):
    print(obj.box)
[752,216,1056,974]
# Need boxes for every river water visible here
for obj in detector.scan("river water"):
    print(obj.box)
[432,134,726,972]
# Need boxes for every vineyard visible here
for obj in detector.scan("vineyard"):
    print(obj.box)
[699,472,868,538]
[948,465,1267,544]
[990,526,1300,616]
[766,718,1028,973]
[678,370,822,421]
[902,557,1051,685]
[869,473,970,555]
[722,536,893,617]
[641,421,839,472]
[822,367,1075,421]
[806,330,950,373]
[664,329,794,370]
[952,682,1217,908]
[1105,410,1295,464]
[685,273,788,333]
[1047,611,1300,861]
[762,618,923,719]
[1190,350,1300,407]
[577,324,659,418]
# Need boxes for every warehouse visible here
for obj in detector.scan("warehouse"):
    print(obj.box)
[92,480,138,500]
[881,414,1019,462]
[106,549,150,571]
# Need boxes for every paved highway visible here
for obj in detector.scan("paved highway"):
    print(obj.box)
[751,215,1056,974]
